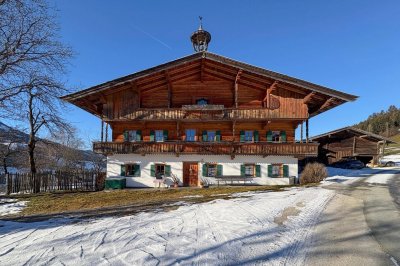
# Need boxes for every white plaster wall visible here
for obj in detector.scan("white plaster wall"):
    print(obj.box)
[107,154,298,188]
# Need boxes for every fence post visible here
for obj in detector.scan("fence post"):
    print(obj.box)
[6,173,11,195]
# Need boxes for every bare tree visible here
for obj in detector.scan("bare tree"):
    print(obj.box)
[0,0,72,105]
[0,124,26,174]
[0,0,73,192]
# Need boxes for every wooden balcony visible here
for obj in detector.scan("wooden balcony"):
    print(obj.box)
[104,106,308,121]
[93,141,318,157]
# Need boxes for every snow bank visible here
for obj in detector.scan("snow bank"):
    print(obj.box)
[322,167,381,185]
[0,199,27,216]
[0,187,333,265]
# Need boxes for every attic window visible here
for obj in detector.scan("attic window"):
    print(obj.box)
[196,98,209,105]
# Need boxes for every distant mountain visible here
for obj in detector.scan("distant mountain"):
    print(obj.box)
[0,122,105,173]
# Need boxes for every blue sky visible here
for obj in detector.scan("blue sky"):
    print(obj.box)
[53,0,400,147]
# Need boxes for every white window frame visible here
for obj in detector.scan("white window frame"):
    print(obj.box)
[155,164,165,179]
[272,164,281,177]
[245,164,255,177]
[207,164,217,177]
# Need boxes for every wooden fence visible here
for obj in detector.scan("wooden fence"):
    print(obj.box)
[5,171,106,195]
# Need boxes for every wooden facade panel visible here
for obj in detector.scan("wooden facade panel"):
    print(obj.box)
[111,121,295,143]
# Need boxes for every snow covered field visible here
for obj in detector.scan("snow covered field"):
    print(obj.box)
[0,187,334,265]
[0,199,26,217]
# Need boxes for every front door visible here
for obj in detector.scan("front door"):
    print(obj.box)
[183,162,199,187]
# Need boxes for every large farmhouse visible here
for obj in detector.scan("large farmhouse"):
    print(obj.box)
[62,23,357,187]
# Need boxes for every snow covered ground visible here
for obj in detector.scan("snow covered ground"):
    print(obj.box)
[322,167,381,185]
[0,187,334,265]
[0,199,27,217]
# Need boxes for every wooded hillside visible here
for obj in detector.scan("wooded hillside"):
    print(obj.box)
[355,105,400,138]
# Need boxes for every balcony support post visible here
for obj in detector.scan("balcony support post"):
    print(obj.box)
[306,119,309,143]
[300,121,303,143]
[100,119,104,142]
[105,123,109,142]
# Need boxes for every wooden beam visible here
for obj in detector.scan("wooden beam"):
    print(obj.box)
[352,136,356,156]
[300,121,303,143]
[263,81,278,107]
[303,92,316,104]
[200,58,205,82]
[234,69,242,108]
[319,97,336,110]
[165,70,172,108]
[232,120,236,140]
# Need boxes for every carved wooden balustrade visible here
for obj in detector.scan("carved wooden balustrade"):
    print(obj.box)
[104,106,308,121]
[93,141,319,157]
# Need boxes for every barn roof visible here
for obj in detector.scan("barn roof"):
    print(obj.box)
[310,126,395,143]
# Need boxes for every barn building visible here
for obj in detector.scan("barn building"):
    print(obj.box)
[61,21,357,187]
[310,126,394,165]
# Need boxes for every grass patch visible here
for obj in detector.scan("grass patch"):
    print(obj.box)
[8,185,291,216]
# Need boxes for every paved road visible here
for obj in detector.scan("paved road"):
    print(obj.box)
[305,168,400,266]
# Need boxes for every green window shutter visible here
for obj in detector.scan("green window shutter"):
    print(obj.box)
[280,131,287,142]
[136,130,142,141]
[240,130,245,142]
[134,164,140,177]
[150,130,155,141]
[267,131,272,142]
[256,165,261,177]
[150,164,155,177]
[120,165,126,176]
[217,164,223,176]
[268,165,272,177]
[216,130,221,142]
[283,165,289,177]
[163,130,168,141]
[254,131,259,142]
[240,165,245,176]
[202,130,207,142]
[202,164,207,177]
[165,165,171,177]
[123,130,128,142]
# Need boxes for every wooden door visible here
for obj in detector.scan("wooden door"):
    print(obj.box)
[183,162,199,187]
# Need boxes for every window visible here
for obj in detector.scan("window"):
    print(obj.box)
[272,164,281,177]
[272,131,281,142]
[186,129,196,142]
[196,98,209,105]
[128,130,137,142]
[207,131,216,142]
[203,163,222,177]
[245,164,255,177]
[207,164,217,177]
[121,164,140,177]
[155,164,165,179]
[155,130,164,142]
[151,164,171,179]
[244,131,254,142]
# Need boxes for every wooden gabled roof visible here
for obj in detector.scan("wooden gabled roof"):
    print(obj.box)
[310,126,395,143]
[61,51,358,117]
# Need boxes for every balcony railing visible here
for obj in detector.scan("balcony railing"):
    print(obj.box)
[103,106,308,121]
[93,141,318,157]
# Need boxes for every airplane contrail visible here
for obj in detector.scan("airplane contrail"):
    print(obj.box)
[132,25,172,50]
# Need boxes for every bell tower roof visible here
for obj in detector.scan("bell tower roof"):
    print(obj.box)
[190,16,211,52]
